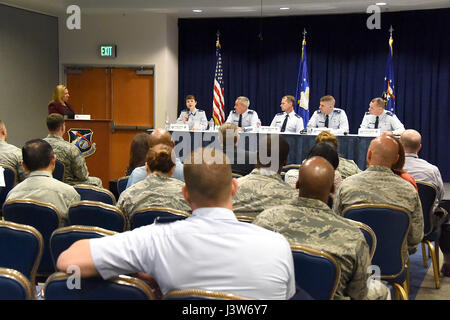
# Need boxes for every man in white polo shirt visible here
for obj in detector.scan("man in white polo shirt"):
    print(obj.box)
[57,147,297,299]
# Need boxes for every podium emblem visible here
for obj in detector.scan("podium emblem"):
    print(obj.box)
[68,128,96,157]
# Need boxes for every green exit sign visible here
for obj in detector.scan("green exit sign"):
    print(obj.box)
[99,45,117,58]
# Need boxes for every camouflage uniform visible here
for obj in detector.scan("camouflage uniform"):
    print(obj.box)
[117,173,191,225]
[0,140,27,183]
[333,165,424,254]
[44,134,102,187]
[6,171,80,226]
[337,157,362,180]
[233,168,297,218]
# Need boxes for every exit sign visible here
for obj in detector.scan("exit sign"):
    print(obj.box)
[99,45,117,58]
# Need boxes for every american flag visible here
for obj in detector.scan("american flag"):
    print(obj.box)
[212,34,225,125]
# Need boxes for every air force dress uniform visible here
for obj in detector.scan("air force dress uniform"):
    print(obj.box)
[176,108,208,130]
[226,109,260,132]
[307,108,349,134]
[270,112,304,133]
[360,110,405,134]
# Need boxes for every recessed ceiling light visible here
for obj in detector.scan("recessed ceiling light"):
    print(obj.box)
[280,7,290,10]
[376,2,387,5]
[192,9,203,13]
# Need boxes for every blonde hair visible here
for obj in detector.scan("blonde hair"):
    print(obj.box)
[51,85,67,104]
[320,95,335,105]
[315,131,338,149]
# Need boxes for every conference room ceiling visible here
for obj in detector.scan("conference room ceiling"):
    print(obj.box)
[2,0,449,17]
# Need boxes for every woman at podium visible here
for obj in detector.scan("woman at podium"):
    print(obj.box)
[48,85,75,119]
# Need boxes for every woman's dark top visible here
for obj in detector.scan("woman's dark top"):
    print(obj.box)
[48,101,75,119]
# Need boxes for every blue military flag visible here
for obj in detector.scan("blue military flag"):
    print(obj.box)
[295,36,310,126]
[384,32,396,113]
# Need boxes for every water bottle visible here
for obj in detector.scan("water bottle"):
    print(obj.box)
[209,118,214,131]
[165,115,170,130]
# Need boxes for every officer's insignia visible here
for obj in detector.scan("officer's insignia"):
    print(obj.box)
[68,128,96,157]
[276,112,283,116]
[248,110,254,114]
[386,111,393,116]
[365,112,370,115]
[334,109,341,113]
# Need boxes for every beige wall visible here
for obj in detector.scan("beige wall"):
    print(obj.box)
[58,11,179,128]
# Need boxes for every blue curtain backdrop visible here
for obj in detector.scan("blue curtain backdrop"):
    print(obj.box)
[178,9,450,181]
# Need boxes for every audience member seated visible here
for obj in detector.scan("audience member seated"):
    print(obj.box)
[233,134,297,218]
[401,129,450,276]
[218,123,256,176]
[390,135,417,191]
[6,139,80,226]
[126,129,184,189]
[44,113,103,187]
[284,142,342,193]
[57,147,296,300]
[0,120,27,183]
[333,135,424,255]
[126,133,151,176]
[253,156,390,300]
[117,144,190,224]
[316,131,361,179]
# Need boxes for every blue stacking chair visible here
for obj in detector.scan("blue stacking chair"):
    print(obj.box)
[50,225,116,269]
[416,181,441,289]
[116,176,129,198]
[0,268,34,300]
[68,201,126,232]
[0,221,43,288]
[130,207,190,230]
[3,199,62,278]
[343,203,410,300]
[52,160,65,181]
[44,272,156,300]
[74,184,116,205]
[347,220,377,260]
[291,245,340,300]
[164,289,249,300]
[0,164,17,214]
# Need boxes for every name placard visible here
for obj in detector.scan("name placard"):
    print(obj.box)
[258,126,281,133]
[169,123,189,131]
[358,128,381,137]
[308,128,338,135]
[74,114,91,120]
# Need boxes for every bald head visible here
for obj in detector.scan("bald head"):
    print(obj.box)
[297,156,335,203]
[400,129,422,154]
[149,128,174,148]
[367,136,399,168]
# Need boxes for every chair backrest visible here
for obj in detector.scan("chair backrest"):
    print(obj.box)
[343,203,410,278]
[74,184,116,205]
[44,272,155,300]
[50,225,116,269]
[3,199,62,275]
[0,221,43,287]
[116,176,129,197]
[68,200,126,232]
[231,173,242,179]
[0,268,33,300]
[291,245,341,300]
[0,164,17,211]
[164,289,249,300]
[347,220,377,261]
[52,160,65,181]
[416,181,437,236]
[281,164,301,174]
[130,207,190,230]
[236,215,255,223]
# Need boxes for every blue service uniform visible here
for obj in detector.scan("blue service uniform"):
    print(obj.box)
[225,109,260,132]
[360,110,405,134]
[270,111,304,133]
[307,108,349,134]
[176,107,208,130]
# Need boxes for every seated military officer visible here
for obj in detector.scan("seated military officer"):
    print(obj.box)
[359,97,405,134]
[270,95,304,133]
[225,96,260,132]
[176,95,208,130]
[307,95,349,134]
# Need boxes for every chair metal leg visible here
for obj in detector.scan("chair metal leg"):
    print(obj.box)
[425,240,441,289]
[421,242,428,268]
[405,258,410,297]
[435,240,440,271]
[392,283,408,300]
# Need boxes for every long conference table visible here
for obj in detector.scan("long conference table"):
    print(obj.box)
[149,129,375,170]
